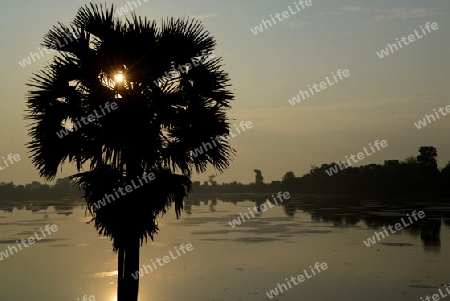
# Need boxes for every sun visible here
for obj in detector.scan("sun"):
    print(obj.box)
[114,72,124,83]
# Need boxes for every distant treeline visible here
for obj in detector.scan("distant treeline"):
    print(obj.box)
[0,177,82,200]
[193,146,450,195]
[0,146,449,199]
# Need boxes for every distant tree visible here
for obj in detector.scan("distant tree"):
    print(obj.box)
[25,181,42,191]
[187,146,449,195]
[253,169,264,185]
[441,162,450,175]
[281,171,296,191]
[440,161,450,187]
[417,146,439,184]
[384,160,400,167]
[52,177,80,198]
[0,182,15,199]
[208,174,217,186]
[417,146,438,170]
[282,171,296,183]
[15,185,25,197]
[309,165,319,175]
[403,156,418,165]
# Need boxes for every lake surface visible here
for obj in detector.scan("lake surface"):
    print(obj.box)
[0,194,449,301]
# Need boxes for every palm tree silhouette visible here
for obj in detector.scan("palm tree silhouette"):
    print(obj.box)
[24,3,234,300]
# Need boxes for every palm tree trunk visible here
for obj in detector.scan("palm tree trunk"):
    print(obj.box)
[122,238,140,301]
[117,247,125,300]
[119,143,142,301]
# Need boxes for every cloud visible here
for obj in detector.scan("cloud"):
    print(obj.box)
[341,6,367,13]
[374,7,444,21]
[188,13,218,20]
[316,6,376,17]
[317,6,446,23]
[284,18,311,29]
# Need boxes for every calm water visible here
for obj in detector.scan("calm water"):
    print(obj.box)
[0,194,449,301]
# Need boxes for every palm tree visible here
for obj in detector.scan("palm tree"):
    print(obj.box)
[24,3,235,300]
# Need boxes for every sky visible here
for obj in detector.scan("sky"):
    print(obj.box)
[0,0,449,185]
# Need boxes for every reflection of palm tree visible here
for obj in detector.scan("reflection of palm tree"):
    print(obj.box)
[25,3,234,301]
